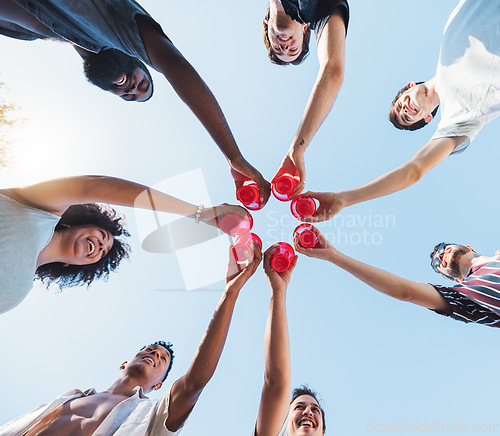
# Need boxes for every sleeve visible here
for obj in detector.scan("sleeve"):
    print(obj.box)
[430,285,500,327]
[147,387,185,436]
[430,122,482,155]
[313,0,349,43]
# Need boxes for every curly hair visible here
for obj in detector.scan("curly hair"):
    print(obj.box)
[35,204,131,289]
[141,341,175,382]
[83,48,154,102]
[291,385,326,432]
[389,82,439,131]
[262,5,311,66]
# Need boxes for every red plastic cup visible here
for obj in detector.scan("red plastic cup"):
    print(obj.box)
[294,224,318,248]
[270,242,295,272]
[290,196,317,219]
[219,213,253,236]
[237,182,262,210]
[233,233,262,264]
[272,174,298,201]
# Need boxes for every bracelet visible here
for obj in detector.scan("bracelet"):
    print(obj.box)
[194,204,204,224]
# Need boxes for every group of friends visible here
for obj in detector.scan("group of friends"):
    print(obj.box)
[0,0,499,434]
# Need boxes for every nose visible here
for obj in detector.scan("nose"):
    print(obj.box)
[280,42,290,52]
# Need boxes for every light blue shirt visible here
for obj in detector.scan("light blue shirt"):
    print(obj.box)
[0,193,60,314]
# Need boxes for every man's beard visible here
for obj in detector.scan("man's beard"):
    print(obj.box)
[448,246,470,278]
[83,48,153,94]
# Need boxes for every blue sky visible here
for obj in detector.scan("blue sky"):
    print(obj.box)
[1,0,500,434]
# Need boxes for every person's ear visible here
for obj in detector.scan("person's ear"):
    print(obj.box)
[120,361,127,370]
[152,381,163,391]
[263,19,269,25]
[424,113,433,123]
[466,246,474,251]
[302,22,308,33]
[407,81,416,88]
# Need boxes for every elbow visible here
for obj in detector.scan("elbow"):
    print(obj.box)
[321,62,344,87]
[404,161,426,185]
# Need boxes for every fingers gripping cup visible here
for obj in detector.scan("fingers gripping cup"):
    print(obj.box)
[270,242,295,272]
[233,233,262,264]
[237,182,262,210]
[294,224,318,248]
[219,213,253,236]
[290,196,317,219]
[272,174,298,201]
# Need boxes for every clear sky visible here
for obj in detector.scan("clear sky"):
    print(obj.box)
[1,0,500,435]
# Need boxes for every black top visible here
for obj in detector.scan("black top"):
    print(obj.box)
[280,0,349,43]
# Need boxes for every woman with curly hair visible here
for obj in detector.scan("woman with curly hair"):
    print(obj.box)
[0,175,248,314]
[263,0,349,198]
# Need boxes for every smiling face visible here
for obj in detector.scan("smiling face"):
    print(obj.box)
[431,243,472,279]
[123,345,172,390]
[391,82,436,128]
[58,224,114,266]
[83,48,154,102]
[265,15,307,63]
[110,67,153,102]
[288,395,325,435]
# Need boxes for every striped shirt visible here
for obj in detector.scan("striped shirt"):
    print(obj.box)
[431,251,500,328]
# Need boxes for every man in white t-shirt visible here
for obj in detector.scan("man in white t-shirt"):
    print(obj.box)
[295,0,500,223]
[0,246,262,436]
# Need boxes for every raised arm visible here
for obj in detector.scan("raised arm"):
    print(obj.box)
[294,226,451,312]
[300,136,464,222]
[256,247,298,436]
[273,10,346,196]
[165,245,262,431]
[136,17,271,206]
[0,175,249,227]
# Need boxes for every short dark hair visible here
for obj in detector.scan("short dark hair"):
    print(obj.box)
[83,48,154,101]
[262,5,310,66]
[35,204,130,288]
[141,341,175,382]
[291,385,326,432]
[389,82,439,131]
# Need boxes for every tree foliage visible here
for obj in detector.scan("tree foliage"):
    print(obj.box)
[0,81,19,167]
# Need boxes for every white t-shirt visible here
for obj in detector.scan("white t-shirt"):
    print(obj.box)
[431,0,500,154]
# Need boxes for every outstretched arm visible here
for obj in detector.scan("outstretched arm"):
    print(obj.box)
[273,10,346,197]
[166,245,262,432]
[294,226,451,312]
[136,17,271,206]
[300,136,464,222]
[256,247,298,436]
[0,175,249,228]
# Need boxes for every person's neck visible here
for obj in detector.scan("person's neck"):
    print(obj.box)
[36,231,63,268]
[470,253,493,269]
[424,77,440,107]
[269,0,291,26]
[104,374,150,397]
[458,251,491,279]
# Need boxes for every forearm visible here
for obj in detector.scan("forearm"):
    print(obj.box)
[11,175,198,216]
[263,289,291,390]
[290,66,344,154]
[255,288,292,436]
[327,250,421,302]
[182,286,240,392]
[337,160,423,208]
[160,54,242,162]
